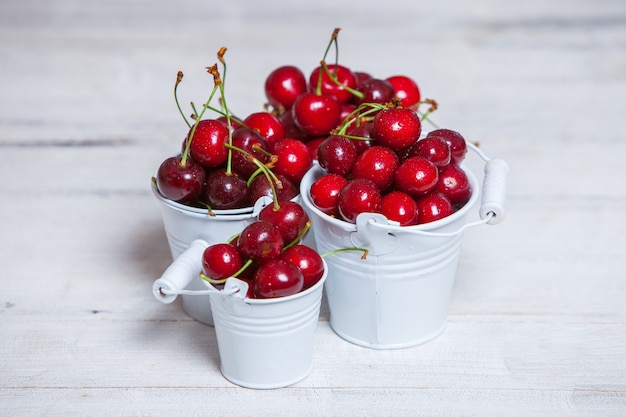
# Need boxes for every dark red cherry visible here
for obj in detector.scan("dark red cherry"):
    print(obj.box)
[427,129,468,165]
[415,192,454,224]
[156,156,206,204]
[407,136,451,167]
[202,243,243,281]
[252,259,304,299]
[309,64,357,104]
[372,108,421,151]
[434,164,472,207]
[386,75,421,109]
[305,137,325,162]
[281,245,324,290]
[338,178,382,223]
[381,190,419,226]
[237,220,284,265]
[188,119,229,169]
[346,122,374,155]
[247,172,298,206]
[317,135,358,177]
[292,92,341,137]
[258,200,310,246]
[230,127,268,179]
[309,173,349,217]
[351,145,399,191]
[201,168,249,210]
[355,78,395,105]
[394,156,439,197]
[264,65,307,111]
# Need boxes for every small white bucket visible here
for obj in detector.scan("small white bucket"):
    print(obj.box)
[299,143,508,349]
[151,180,271,325]
[152,243,327,389]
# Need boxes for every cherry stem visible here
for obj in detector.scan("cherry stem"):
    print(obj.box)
[174,71,191,128]
[321,247,369,260]
[320,60,363,99]
[335,102,386,135]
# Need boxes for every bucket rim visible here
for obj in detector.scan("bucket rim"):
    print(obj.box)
[300,163,480,233]
[202,258,328,305]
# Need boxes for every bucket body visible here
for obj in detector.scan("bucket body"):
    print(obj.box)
[152,181,263,325]
[300,163,479,349]
[207,264,327,389]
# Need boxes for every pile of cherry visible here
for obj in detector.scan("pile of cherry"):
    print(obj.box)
[154,29,474,299]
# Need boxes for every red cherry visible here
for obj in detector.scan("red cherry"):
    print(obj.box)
[381,191,419,226]
[407,136,451,167]
[372,108,421,151]
[354,71,373,88]
[309,64,357,104]
[202,243,243,281]
[426,129,467,165]
[243,112,285,151]
[386,75,421,108]
[252,259,304,299]
[264,65,307,111]
[338,178,382,223]
[156,156,206,204]
[258,200,310,246]
[237,220,284,265]
[201,168,249,210]
[434,164,472,207]
[309,173,349,217]
[305,137,325,162]
[281,245,324,290]
[351,145,399,191]
[355,78,395,105]
[188,119,229,169]
[415,192,454,224]
[394,156,439,197]
[292,92,341,137]
[247,172,298,206]
[317,135,358,177]
[279,109,309,143]
[230,127,268,180]
[272,138,313,184]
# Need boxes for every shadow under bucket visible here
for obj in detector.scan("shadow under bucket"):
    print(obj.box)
[299,146,508,349]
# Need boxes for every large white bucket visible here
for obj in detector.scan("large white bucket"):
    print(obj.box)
[152,243,327,389]
[151,180,270,325]
[299,143,508,349]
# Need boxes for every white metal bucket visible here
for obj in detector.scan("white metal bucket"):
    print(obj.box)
[299,143,508,349]
[151,180,271,325]
[152,243,327,389]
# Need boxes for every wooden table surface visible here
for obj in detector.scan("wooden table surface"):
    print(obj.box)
[2,0,625,416]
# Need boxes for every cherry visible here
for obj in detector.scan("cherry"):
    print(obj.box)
[201,243,243,281]
[305,137,325,162]
[407,136,451,167]
[279,109,309,143]
[354,71,373,88]
[415,192,453,224]
[243,112,285,151]
[309,63,357,104]
[426,129,467,165]
[394,156,439,197]
[386,75,421,108]
[372,108,421,151]
[338,178,382,223]
[201,168,249,210]
[434,163,472,207]
[188,119,230,169]
[309,173,349,217]
[258,200,310,246]
[345,122,374,155]
[317,135,358,177]
[237,220,284,265]
[381,190,419,226]
[291,92,341,137]
[247,172,298,206]
[252,259,304,299]
[281,245,324,290]
[156,156,206,204]
[264,65,307,111]
[230,127,268,180]
[272,138,313,184]
[351,145,399,191]
[355,78,395,105]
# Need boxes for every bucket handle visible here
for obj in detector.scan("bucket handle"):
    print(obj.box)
[152,239,247,303]
[364,142,509,238]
